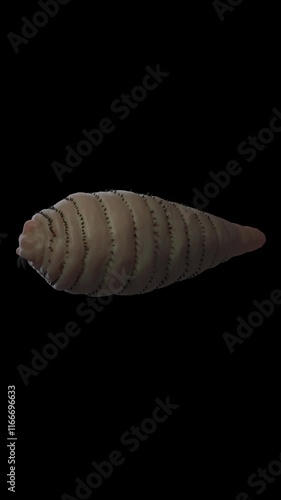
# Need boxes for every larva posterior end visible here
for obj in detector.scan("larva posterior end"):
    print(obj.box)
[17,219,44,268]
[254,228,266,248]
[243,226,266,252]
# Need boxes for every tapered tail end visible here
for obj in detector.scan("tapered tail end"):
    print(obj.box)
[233,224,266,256]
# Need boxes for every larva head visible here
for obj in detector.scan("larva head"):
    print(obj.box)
[16,219,44,269]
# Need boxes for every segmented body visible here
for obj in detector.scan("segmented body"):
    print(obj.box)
[16,190,266,296]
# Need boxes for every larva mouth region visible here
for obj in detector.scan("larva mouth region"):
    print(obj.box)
[16,219,45,268]
[16,209,67,288]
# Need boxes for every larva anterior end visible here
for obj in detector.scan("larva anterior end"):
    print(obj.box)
[16,219,44,267]
[17,191,266,296]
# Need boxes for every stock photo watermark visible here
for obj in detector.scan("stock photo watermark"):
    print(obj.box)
[17,267,134,386]
[213,0,245,22]
[61,396,180,499]
[51,64,170,183]
[235,451,281,499]
[0,233,8,245]
[7,386,16,493]
[7,0,71,54]
[193,107,281,210]
[17,256,27,270]
[223,288,281,354]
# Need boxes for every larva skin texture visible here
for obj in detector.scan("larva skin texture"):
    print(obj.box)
[16,191,266,296]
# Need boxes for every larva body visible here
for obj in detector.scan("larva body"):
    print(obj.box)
[16,191,266,296]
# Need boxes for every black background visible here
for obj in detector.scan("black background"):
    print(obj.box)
[1,1,281,499]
